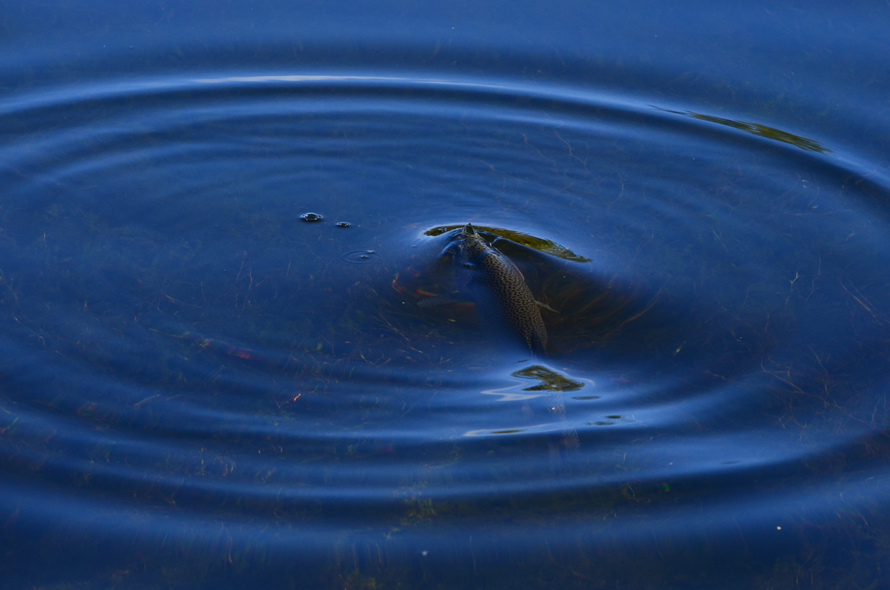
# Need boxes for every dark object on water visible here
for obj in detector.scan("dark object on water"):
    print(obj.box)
[301,212,323,222]
[336,221,350,228]
[438,223,548,354]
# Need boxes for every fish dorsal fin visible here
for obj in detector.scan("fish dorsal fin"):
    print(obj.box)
[464,223,476,236]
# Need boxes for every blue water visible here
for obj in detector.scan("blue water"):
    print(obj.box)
[2,1,890,588]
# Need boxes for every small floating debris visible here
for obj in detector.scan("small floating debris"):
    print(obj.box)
[335,221,350,228]
[301,212,323,222]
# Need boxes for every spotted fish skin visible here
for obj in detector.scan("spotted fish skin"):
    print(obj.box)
[443,224,547,353]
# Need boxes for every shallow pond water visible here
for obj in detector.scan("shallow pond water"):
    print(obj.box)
[1,2,890,588]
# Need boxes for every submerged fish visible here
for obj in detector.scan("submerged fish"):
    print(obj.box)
[429,225,577,462]
[438,224,548,354]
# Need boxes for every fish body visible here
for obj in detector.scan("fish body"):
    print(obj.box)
[443,224,547,354]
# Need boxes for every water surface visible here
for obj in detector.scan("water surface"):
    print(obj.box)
[1,2,890,588]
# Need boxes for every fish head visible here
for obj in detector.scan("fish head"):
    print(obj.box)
[442,223,489,262]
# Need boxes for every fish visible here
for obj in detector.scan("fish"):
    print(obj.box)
[429,225,578,465]
[438,224,548,354]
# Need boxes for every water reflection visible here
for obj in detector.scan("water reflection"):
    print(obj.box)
[659,107,831,153]
[0,57,888,589]
[425,224,591,263]
[477,364,590,402]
